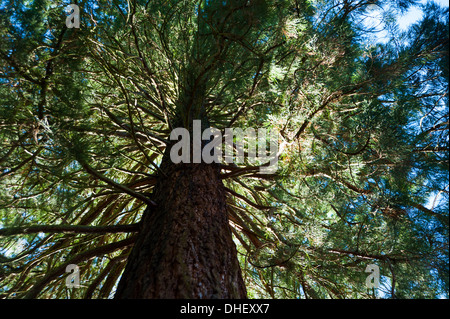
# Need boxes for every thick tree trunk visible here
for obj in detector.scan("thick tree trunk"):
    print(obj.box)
[114,151,247,298]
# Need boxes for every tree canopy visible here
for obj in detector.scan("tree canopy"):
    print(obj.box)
[0,0,448,299]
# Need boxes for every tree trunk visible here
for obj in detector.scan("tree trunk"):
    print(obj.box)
[114,150,247,298]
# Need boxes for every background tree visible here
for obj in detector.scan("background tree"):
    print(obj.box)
[0,0,448,298]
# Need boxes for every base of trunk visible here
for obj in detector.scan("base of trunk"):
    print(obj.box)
[114,159,247,299]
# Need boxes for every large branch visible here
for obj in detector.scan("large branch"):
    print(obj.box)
[303,169,447,223]
[76,157,157,207]
[410,202,449,226]
[0,223,140,237]
[224,186,272,210]
[303,170,371,195]
[23,235,137,299]
[0,50,41,85]
[326,248,419,263]
[294,91,342,139]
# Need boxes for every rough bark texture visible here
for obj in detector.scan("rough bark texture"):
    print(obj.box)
[114,152,247,298]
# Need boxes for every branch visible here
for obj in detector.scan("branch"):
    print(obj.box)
[76,157,157,207]
[295,91,341,139]
[326,248,417,263]
[24,235,137,299]
[227,207,263,248]
[413,145,448,153]
[0,50,41,85]
[304,170,371,195]
[410,202,449,226]
[0,223,140,237]
[224,186,272,210]
[312,126,371,156]
[220,164,260,179]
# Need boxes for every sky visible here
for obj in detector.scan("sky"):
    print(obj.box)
[362,0,449,43]
[398,0,449,30]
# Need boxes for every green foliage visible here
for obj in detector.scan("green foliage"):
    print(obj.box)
[0,0,448,299]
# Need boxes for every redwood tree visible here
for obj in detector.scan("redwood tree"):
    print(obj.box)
[0,0,448,299]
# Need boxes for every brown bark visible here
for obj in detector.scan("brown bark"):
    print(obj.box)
[114,150,247,298]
